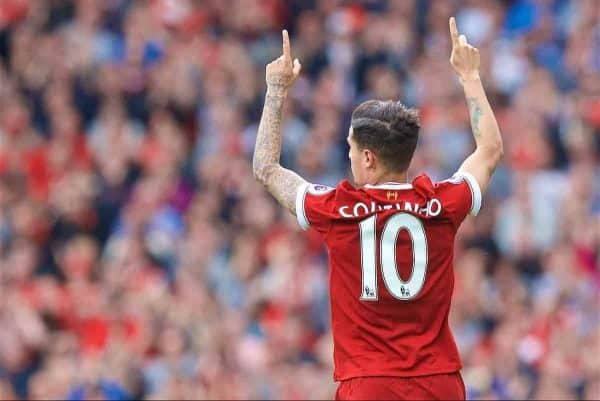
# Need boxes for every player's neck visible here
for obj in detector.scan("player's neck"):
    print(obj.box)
[371,170,408,185]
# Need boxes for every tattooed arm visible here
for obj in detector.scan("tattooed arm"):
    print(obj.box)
[459,79,503,193]
[253,30,307,215]
[449,17,503,193]
[253,86,307,214]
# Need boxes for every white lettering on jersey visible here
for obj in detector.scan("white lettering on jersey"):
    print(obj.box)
[353,202,369,216]
[428,199,442,216]
[338,198,443,218]
[340,205,353,218]
[404,202,417,212]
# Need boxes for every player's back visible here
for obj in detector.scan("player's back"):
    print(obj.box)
[295,172,481,381]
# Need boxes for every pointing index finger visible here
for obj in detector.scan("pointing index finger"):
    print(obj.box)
[449,17,459,48]
[282,29,291,61]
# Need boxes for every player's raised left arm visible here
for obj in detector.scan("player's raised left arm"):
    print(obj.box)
[253,30,307,215]
[449,17,503,194]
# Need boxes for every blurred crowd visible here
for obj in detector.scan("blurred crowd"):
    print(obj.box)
[0,0,598,399]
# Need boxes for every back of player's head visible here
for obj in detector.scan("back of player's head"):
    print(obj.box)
[351,100,420,172]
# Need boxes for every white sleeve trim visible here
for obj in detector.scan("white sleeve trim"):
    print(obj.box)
[453,171,482,216]
[295,182,311,230]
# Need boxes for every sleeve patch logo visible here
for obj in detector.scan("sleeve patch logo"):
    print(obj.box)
[308,184,335,195]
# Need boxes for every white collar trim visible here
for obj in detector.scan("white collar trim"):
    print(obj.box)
[363,182,413,190]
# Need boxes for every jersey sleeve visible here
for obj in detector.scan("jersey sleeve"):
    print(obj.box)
[439,171,482,227]
[295,182,338,234]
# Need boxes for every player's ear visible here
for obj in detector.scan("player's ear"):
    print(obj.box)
[363,149,376,169]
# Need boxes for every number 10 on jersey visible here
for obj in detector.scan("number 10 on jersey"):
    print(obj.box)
[359,212,428,301]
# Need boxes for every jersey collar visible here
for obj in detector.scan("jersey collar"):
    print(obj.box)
[363,182,413,190]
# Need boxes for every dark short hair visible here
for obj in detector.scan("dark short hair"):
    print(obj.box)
[350,100,420,172]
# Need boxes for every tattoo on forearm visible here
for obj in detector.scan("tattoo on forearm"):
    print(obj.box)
[467,97,483,138]
[253,89,306,215]
[254,90,285,170]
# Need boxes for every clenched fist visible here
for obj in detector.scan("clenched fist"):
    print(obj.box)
[449,17,480,82]
[266,30,302,91]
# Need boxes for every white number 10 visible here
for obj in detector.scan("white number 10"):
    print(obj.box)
[358,213,428,301]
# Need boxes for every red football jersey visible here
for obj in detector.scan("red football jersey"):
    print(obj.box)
[295,172,482,381]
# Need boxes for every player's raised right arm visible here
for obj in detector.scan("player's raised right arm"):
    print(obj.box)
[449,17,503,194]
[253,30,307,215]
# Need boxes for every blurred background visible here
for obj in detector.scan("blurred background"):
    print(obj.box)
[0,0,598,399]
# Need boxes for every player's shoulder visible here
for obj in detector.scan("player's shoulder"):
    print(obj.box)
[433,171,482,217]
[410,171,476,200]
[301,179,360,197]
[408,172,483,220]
[298,179,373,216]
[410,171,476,193]
[433,171,481,200]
